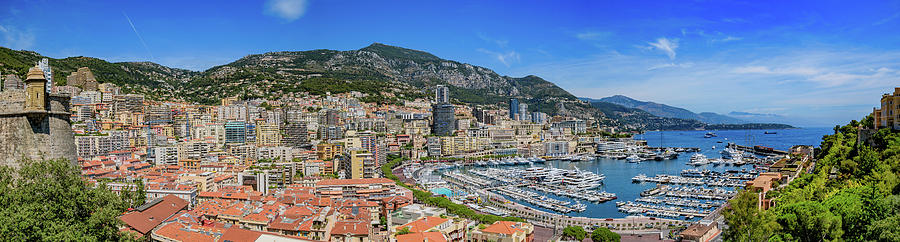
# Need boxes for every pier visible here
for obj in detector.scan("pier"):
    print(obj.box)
[727,142,788,156]
[616,202,710,218]
[478,189,689,230]
[645,147,701,152]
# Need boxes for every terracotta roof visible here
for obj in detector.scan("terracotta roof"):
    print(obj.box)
[481,221,526,235]
[331,220,369,235]
[198,191,222,198]
[284,206,316,217]
[268,216,304,231]
[221,205,247,217]
[242,212,270,223]
[398,216,448,233]
[397,232,448,242]
[219,227,262,242]
[338,199,377,207]
[316,178,394,186]
[153,222,215,242]
[681,223,715,238]
[119,195,189,234]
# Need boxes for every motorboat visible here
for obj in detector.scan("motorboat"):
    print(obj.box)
[721,148,742,159]
[626,154,642,163]
[688,153,708,166]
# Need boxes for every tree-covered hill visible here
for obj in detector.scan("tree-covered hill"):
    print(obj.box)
[724,116,900,241]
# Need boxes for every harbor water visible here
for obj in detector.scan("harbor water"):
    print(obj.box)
[459,127,833,219]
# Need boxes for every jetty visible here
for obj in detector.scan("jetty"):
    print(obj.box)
[645,147,701,152]
[726,142,788,156]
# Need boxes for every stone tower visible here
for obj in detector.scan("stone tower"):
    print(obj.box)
[24,66,47,111]
[0,64,76,169]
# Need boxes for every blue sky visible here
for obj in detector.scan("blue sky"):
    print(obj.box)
[1,0,899,126]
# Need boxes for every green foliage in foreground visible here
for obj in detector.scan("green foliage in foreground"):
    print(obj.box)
[724,116,900,242]
[381,155,525,225]
[562,226,587,241]
[0,159,144,241]
[591,227,621,242]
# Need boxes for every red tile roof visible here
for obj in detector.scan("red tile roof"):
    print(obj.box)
[331,220,369,236]
[397,232,448,242]
[219,227,262,242]
[481,221,527,235]
[119,195,189,234]
[153,222,215,242]
[316,178,394,186]
[398,216,448,233]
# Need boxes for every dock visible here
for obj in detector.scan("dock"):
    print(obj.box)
[645,147,701,152]
[726,143,788,156]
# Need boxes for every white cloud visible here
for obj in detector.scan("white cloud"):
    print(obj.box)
[647,62,694,71]
[874,12,900,26]
[264,0,309,22]
[478,48,520,67]
[477,33,508,48]
[711,36,742,43]
[647,37,679,59]
[0,24,35,50]
[733,66,819,76]
[576,31,611,41]
[722,18,748,24]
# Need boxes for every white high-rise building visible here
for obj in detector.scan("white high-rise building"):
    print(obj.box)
[39,58,52,90]
[518,103,529,121]
[435,85,450,104]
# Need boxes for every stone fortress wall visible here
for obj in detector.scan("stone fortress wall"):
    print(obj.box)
[0,66,76,169]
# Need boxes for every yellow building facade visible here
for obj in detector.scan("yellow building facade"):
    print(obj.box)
[873,87,900,130]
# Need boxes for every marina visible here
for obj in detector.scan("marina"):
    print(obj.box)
[412,128,831,221]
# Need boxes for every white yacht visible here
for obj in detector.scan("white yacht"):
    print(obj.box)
[520,165,605,189]
[688,153,709,166]
[721,147,742,159]
[626,155,642,163]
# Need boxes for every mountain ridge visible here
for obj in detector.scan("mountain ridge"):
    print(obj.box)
[585,95,747,124]
[1,43,782,130]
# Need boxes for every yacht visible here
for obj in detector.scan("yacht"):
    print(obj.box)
[561,167,605,189]
[704,132,717,138]
[522,166,549,180]
[681,169,704,178]
[632,174,649,183]
[721,147,742,159]
[626,155,642,163]
[688,153,709,166]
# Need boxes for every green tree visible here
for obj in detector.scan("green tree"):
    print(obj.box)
[0,159,141,241]
[866,195,900,241]
[722,190,779,242]
[591,227,620,242]
[395,227,411,235]
[823,186,883,241]
[775,201,842,242]
[562,226,587,241]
